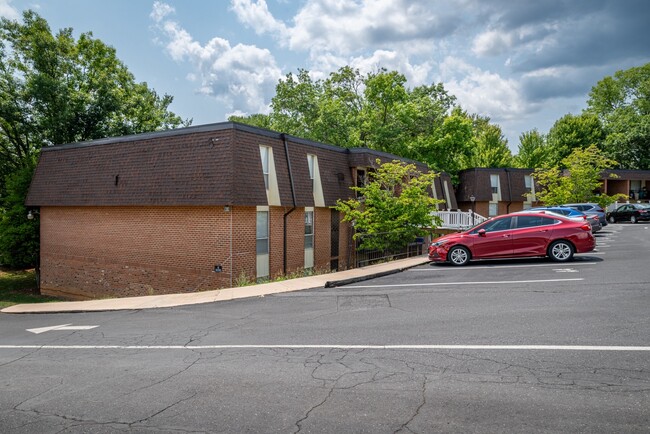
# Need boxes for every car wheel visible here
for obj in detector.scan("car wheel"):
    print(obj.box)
[548,240,574,262]
[631,215,638,223]
[448,246,470,266]
[608,216,616,223]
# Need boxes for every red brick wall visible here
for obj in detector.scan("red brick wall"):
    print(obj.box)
[39,205,341,299]
[314,207,331,272]
[39,206,258,299]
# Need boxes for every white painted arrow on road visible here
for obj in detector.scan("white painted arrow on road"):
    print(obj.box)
[27,324,99,334]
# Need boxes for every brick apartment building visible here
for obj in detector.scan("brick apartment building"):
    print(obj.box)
[455,168,540,217]
[26,122,455,300]
[455,167,650,217]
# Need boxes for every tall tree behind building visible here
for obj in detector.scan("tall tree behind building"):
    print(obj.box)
[587,63,650,170]
[0,11,189,268]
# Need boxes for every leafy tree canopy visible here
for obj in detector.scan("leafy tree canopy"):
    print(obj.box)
[513,129,552,169]
[0,11,189,268]
[0,10,188,182]
[545,113,605,167]
[532,145,626,208]
[461,115,512,169]
[587,62,650,170]
[335,160,443,251]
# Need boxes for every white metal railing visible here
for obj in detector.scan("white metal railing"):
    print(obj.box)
[431,210,488,230]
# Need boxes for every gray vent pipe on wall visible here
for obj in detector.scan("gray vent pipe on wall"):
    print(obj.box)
[282,133,297,275]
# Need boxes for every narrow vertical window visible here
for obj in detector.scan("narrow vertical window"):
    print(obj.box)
[524,175,532,194]
[307,154,315,181]
[304,208,314,269]
[260,146,270,190]
[488,203,498,217]
[304,210,314,249]
[256,210,269,279]
[356,169,366,188]
[490,174,499,194]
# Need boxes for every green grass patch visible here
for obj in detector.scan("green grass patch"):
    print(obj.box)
[0,269,60,308]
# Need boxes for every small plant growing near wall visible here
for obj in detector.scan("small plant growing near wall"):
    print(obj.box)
[336,159,443,252]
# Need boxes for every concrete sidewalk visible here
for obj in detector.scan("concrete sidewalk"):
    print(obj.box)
[1,255,429,314]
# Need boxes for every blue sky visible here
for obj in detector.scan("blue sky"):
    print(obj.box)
[3,0,649,151]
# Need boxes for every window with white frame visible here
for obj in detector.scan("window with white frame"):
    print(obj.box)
[304,210,314,249]
[256,208,270,279]
[488,203,498,217]
[524,175,533,194]
[260,146,270,190]
[490,174,499,194]
[307,154,316,188]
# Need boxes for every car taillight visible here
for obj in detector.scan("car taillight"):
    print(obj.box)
[580,223,592,231]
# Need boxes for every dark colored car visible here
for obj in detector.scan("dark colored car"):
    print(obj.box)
[428,212,596,266]
[562,203,608,226]
[606,204,650,223]
[584,212,603,233]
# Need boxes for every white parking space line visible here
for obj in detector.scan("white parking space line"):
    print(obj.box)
[344,278,583,289]
[1,344,649,352]
[410,262,598,271]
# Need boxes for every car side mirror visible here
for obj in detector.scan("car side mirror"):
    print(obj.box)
[478,229,486,237]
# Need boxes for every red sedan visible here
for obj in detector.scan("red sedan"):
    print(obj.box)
[429,212,596,266]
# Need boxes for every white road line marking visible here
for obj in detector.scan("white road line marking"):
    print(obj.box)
[411,262,597,271]
[1,344,649,352]
[26,324,99,334]
[345,278,583,288]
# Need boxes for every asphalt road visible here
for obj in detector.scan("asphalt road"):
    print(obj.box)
[1,223,649,433]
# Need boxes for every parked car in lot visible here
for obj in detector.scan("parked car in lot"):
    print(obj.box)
[562,203,608,226]
[522,206,587,221]
[429,212,596,266]
[606,203,650,223]
[514,206,600,233]
[584,213,603,233]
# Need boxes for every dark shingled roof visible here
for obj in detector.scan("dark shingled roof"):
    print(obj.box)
[26,122,440,208]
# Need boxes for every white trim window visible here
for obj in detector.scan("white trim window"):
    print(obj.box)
[260,146,270,190]
[304,208,314,269]
[307,154,315,185]
[256,208,269,279]
[525,175,533,194]
[490,174,500,195]
[488,203,498,217]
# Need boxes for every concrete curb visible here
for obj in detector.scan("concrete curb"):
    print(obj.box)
[1,256,430,314]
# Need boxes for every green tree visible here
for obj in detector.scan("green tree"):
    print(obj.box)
[545,113,605,167]
[0,163,39,268]
[513,129,551,169]
[532,145,625,207]
[0,11,187,179]
[240,66,463,171]
[462,116,512,168]
[335,160,443,251]
[587,63,650,170]
[0,11,188,268]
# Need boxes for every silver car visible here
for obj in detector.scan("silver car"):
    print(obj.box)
[562,203,608,226]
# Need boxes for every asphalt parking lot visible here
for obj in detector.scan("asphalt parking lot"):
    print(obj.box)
[1,222,649,433]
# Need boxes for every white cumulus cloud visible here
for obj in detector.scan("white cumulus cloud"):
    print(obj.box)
[440,57,530,122]
[0,0,19,19]
[150,1,282,115]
